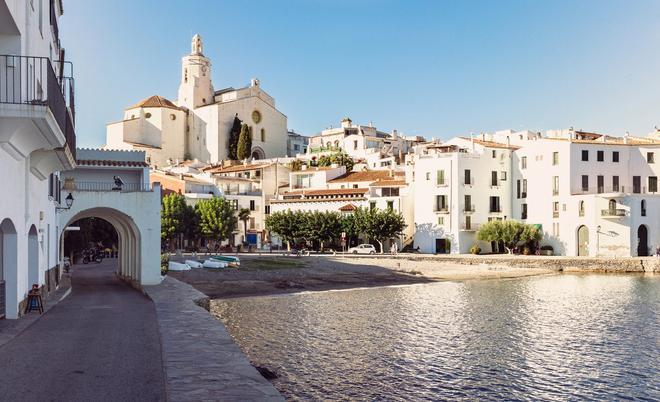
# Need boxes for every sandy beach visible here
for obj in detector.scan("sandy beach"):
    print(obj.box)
[168,255,559,299]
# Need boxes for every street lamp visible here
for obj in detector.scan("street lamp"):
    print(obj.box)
[56,193,74,211]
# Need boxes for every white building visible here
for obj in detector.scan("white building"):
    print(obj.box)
[0,0,76,318]
[106,35,289,167]
[287,130,308,157]
[410,138,515,254]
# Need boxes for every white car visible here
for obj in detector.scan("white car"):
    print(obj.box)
[347,244,376,254]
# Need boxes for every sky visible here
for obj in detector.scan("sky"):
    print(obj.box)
[61,0,660,148]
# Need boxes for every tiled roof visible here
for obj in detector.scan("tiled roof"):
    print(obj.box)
[286,188,369,196]
[460,137,521,150]
[370,179,407,187]
[271,197,367,204]
[204,163,271,174]
[338,203,357,211]
[327,170,401,183]
[126,95,184,111]
[151,171,213,185]
[544,137,660,146]
[76,159,148,167]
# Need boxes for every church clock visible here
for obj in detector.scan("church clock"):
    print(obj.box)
[252,110,262,124]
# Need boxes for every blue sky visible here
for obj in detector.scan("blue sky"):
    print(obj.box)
[61,0,660,148]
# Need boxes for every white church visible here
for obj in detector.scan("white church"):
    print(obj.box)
[106,35,289,167]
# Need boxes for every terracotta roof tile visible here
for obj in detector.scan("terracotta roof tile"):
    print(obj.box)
[339,203,357,211]
[327,170,401,183]
[126,95,184,111]
[285,188,369,196]
[370,179,407,187]
[204,163,271,174]
[459,137,520,150]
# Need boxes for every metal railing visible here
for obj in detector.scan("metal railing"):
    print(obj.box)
[463,204,475,213]
[601,208,626,217]
[464,178,475,186]
[460,223,481,231]
[65,181,151,192]
[434,206,449,213]
[0,54,75,158]
[553,211,559,218]
[489,207,502,213]
[574,185,626,195]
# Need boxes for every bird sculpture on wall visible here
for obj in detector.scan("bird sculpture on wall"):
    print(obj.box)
[113,175,124,191]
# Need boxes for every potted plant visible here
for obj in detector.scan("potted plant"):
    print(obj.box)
[470,244,481,255]
[540,245,554,256]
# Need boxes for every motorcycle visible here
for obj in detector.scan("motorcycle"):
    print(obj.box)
[82,248,103,264]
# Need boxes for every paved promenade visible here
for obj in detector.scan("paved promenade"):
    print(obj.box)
[0,259,166,402]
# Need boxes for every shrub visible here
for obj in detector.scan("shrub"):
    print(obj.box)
[470,244,481,255]
[161,253,169,275]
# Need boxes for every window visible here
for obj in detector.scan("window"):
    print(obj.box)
[464,195,472,212]
[170,114,176,120]
[648,152,655,164]
[294,144,300,151]
[352,184,358,189]
[436,170,445,186]
[581,175,589,192]
[426,172,430,181]
[249,126,254,140]
[353,140,358,150]
[249,200,255,211]
[597,175,604,194]
[260,128,266,142]
[465,215,472,230]
[386,200,394,210]
[521,156,527,169]
[38,0,43,36]
[582,150,589,161]
[370,201,376,210]
[382,187,399,197]
[489,196,500,213]
[492,150,496,158]
[613,151,619,162]
[265,205,270,214]
[649,176,658,193]
[578,201,585,217]
[464,169,472,185]
[553,202,559,218]
[435,195,448,212]
[552,176,559,196]
[521,203,528,220]
[641,200,646,216]
[552,152,559,165]
[145,112,152,118]
[501,171,507,181]
[522,179,527,198]
[613,176,619,192]
[437,216,444,225]
[516,180,521,199]
[491,171,498,187]
[597,150,604,162]
[633,176,641,193]
[255,170,261,178]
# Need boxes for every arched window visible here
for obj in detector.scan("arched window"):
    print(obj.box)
[260,128,265,142]
[641,200,646,216]
[608,199,616,211]
[578,200,585,217]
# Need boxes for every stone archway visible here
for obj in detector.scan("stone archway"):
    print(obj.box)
[1,218,18,319]
[61,208,143,285]
[637,225,649,256]
[27,225,39,288]
[577,225,589,256]
[250,146,265,160]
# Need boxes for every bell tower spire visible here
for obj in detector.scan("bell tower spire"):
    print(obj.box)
[177,34,214,109]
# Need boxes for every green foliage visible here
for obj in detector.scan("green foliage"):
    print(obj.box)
[238,208,251,244]
[288,159,303,171]
[161,193,186,242]
[470,244,481,255]
[302,211,343,250]
[237,123,252,160]
[195,197,238,245]
[265,210,305,250]
[227,115,242,160]
[161,253,169,275]
[354,207,406,253]
[63,217,118,256]
[317,152,354,171]
[477,220,542,254]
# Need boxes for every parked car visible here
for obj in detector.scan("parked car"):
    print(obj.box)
[347,244,376,254]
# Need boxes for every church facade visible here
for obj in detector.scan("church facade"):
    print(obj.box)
[106,35,288,167]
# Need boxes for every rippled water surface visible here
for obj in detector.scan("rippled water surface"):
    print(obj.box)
[213,274,660,401]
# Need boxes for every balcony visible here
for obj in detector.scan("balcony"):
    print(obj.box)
[552,211,559,218]
[0,54,76,176]
[434,206,449,214]
[460,223,481,231]
[463,178,475,186]
[572,186,626,196]
[64,181,152,193]
[463,204,475,213]
[601,208,626,217]
[489,207,502,214]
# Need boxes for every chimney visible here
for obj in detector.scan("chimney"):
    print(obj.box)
[506,136,511,147]
[481,132,486,141]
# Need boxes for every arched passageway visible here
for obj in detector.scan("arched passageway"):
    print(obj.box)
[27,225,39,288]
[1,219,18,319]
[637,225,649,256]
[61,208,142,285]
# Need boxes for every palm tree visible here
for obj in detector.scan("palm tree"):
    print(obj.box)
[238,208,251,245]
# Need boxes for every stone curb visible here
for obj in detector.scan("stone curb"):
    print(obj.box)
[143,276,283,402]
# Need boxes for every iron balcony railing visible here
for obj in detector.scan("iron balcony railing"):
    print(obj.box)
[463,204,475,213]
[601,208,626,217]
[464,178,475,186]
[64,181,151,192]
[434,205,449,213]
[0,54,75,158]
[460,223,481,231]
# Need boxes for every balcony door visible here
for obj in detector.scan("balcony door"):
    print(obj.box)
[637,225,649,256]
[577,225,589,256]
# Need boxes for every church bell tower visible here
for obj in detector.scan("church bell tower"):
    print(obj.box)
[177,34,214,109]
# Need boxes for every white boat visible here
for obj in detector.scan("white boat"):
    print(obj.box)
[168,261,191,271]
[203,259,228,269]
[185,260,203,269]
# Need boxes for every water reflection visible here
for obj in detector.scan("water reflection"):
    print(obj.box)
[212,274,660,401]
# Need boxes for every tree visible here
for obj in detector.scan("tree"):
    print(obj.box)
[303,211,343,250]
[196,197,238,247]
[238,208,251,245]
[476,220,542,254]
[161,193,187,250]
[317,151,354,171]
[181,203,199,248]
[265,210,306,250]
[227,115,242,160]
[354,207,406,253]
[341,212,360,247]
[237,123,252,160]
